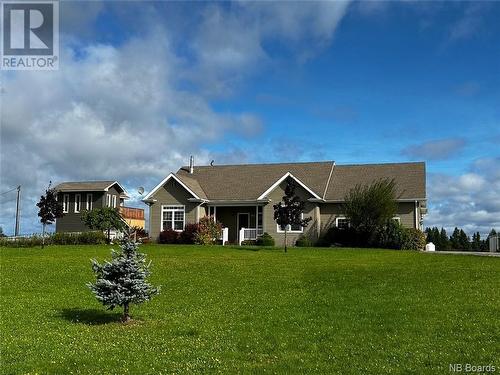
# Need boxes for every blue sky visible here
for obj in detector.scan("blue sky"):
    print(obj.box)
[1,1,499,236]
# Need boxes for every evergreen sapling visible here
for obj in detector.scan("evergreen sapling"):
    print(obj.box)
[87,239,159,322]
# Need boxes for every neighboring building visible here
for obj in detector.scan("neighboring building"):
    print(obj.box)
[54,181,144,232]
[143,159,426,244]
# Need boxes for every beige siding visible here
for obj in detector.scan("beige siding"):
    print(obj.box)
[148,179,199,241]
[396,202,416,228]
[318,201,418,235]
[262,180,320,245]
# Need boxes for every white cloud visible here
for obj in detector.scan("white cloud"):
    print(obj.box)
[425,158,500,236]
[0,2,353,235]
[402,138,466,160]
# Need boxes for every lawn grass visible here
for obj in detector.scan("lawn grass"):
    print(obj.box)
[1,245,499,374]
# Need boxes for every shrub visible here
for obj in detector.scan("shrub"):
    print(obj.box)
[179,223,199,244]
[241,240,257,246]
[375,220,404,249]
[0,235,45,248]
[401,228,426,250]
[256,232,275,246]
[194,217,222,245]
[320,226,358,247]
[295,235,313,247]
[159,229,179,244]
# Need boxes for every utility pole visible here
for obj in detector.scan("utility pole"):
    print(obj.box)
[14,185,20,237]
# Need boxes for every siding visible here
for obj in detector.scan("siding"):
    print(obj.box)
[318,201,417,236]
[148,179,199,241]
[55,188,122,233]
[262,180,319,245]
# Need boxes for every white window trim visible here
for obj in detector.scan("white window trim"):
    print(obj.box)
[112,195,117,208]
[106,194,111,207]
[392,216,401,224]
[335,216,349,228]
[63,194,69,213]
[74,194,81,213]
[161,205,185,232]
[276,213,304,233]
[86,193,93,211]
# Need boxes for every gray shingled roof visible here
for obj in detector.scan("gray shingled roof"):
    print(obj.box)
[325,162,426,200]
[53,181,125,193]
[176,162,334,200]
[173,161,425,201]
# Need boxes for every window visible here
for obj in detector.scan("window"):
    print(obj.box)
[74,194,81,213]
[161,205,185,231]
[276,213,304,233]
[86,194,93,211]
[392,217,401,224]
[62,194,69,213]
[106,194,111,207]
[335,217,349,229]
[257,206,263,235]
[112,195,117,208]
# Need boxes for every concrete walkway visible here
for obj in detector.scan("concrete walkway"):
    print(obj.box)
[425,251,500,257]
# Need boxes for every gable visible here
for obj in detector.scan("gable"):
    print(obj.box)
[265,177,318,202]
[143,173,202,201]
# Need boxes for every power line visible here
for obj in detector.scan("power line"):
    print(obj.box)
[0,187,18,196]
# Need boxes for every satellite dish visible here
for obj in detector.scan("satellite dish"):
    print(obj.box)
[137,187,144,195]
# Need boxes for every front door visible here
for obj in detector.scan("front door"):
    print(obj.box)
[237,213,250,242]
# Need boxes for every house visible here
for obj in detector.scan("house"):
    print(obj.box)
[54,181,145,232]
[143,159,426,244]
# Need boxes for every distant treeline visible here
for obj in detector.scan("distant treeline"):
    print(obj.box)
[425,227,497,251]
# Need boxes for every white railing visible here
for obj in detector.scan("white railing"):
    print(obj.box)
[220,227,228,246]
[238,227,263,245]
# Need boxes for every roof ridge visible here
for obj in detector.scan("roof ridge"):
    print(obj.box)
[180,160,334,169]
[336,161,425,167]
[322,161,335,199]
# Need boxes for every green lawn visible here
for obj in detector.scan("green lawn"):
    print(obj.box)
[1,245,499,374]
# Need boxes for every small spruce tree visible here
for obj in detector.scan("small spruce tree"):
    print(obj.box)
[87,238,159,322]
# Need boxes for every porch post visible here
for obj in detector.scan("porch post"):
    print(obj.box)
[214,206,217,222]
[255,205,258,229]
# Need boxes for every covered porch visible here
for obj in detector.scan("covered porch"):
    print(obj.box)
[208,204,264,245]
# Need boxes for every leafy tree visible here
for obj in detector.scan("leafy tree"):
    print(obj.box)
[273,179,312,252]
[0,226,5,237]
[88,238,159,322]
[487,229,497,239]
[81,207,126,243]
[36,182,64,248]
[343,178,397,246]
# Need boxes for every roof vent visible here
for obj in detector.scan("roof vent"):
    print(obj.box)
[189,155,194,174]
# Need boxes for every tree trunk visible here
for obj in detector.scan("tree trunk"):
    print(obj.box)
[284,228,287,253]
[41,223,46,249]
[107,228,111,244]
[122,302,130,323]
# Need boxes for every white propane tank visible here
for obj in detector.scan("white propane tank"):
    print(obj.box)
[425,242,436,252]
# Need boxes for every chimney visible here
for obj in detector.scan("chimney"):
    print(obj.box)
[189,155,194,174]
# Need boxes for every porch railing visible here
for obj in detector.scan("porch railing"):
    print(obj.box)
[238,227,264,245]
